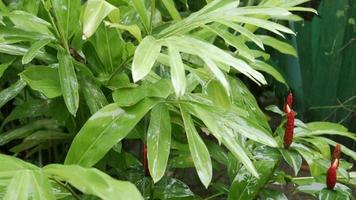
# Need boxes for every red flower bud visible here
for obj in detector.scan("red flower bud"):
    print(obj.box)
[326,158,339,189]
[284,106,295,149]
[284,92,293,113]
[332,144,341,167]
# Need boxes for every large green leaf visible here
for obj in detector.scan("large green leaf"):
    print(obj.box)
[51,0,81,40]
[180,106,212,188]
[228,161,276,200]
[65,98,159,167]
[147,104,171,183]
[132,36,162,82]
[20,65,61,98]
[44,164,143,200]
[83,0,116,40]
[57,47,79,116]
[0,79,26,108]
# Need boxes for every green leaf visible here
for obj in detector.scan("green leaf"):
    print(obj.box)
[89,23,125,74]
[22,38,52,64]
[147,104,171,183]
[105,21,142,42]
[258,35,297,57]
[57,47,79,116]
[0,59,14,78]
[167,36,266,85]
[153,177,194,199]
[79,73,108,114]
[65,98,159,167]
[0,44,56,63]
[187,103,259,177]
[318,188,349,200]
[166,41,186,97]
[180,106,212,188]
[260,189,288,200]
[44,164,143,200]
[0,79,26,109]
[295,122,356,140]
[132,36,162,82]
[204,24,255,62]
[112,79,171,107]
[279,149,302,176]
[0,120,58,145]
[2,99,49,126]
[251,60,288,86]
[51,0,81,40]
[162,0,181,21]
[205,80,231,109]
[218,20,264,49]
[83,0,117,40]
[4,171,31,200]
[20,65,61,98]
[131,0,150,33]
[228,160,276,200]
[8,11,53,36]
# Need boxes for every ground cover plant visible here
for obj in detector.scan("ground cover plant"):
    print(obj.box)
[0,0,355,199]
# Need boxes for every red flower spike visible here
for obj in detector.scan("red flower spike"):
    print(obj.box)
[142,144,149,176]
[283,107,295,149]
[284,92,293,113]
[326,158,339,190]
[332,144,341,167]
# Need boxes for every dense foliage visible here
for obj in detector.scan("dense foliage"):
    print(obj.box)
[0,0,355,199]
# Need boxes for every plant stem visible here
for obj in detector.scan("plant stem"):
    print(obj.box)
[53,179,81,200]
[204,192,224,200]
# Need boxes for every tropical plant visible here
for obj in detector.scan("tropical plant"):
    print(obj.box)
[0,0,355,199]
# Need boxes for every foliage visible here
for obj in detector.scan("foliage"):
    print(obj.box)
[0,0,354,199]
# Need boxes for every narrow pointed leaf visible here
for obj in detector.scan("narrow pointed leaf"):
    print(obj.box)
[22,38,52,64]
[258,35,297,57]
[147,104,171,183]
[131,0,150,32]
[162,0,181,21]
[167,42,186,96]
[0,79,26,109]
[57,47,79,116]
[180,106,212,188]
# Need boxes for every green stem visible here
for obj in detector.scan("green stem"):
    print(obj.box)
[53,179,81,200]
[204,192,225,200]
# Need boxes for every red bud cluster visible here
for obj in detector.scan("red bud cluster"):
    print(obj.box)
[283,92,295,149]
[326,144,341,190]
